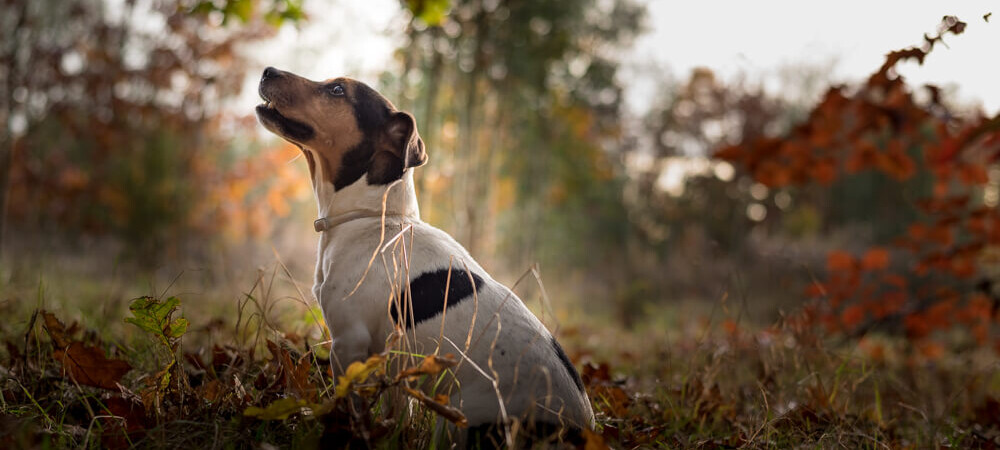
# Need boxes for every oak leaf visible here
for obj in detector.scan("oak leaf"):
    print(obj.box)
[53,342,132,390]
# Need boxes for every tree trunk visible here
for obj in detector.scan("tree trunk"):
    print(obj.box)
[0,136,10,255]
[460,3,488,257]
[0,1,29,257]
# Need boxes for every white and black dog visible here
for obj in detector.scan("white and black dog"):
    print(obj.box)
[255,67,594,443]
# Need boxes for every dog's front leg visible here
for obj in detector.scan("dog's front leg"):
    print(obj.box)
[327,323,372,376]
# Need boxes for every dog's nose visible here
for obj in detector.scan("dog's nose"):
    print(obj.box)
[262,66,280,81]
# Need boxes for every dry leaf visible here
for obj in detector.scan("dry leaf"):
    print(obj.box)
[583,428,610,450]
[394,353,458,381]
[41,310,71,348]
[243,397,312,420]
[402,386,467,427]
[334,355,384,399]
[53,342,132,390]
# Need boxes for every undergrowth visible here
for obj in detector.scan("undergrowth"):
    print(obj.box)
[1,267,998,449]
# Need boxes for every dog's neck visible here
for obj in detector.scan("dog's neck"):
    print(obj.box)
[311,168,421,227]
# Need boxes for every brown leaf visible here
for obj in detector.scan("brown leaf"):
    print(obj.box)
[100,396,147,450]
[41,310,71,348]
[583,428,611,450]
[395,354,458,381]
[197,379,224,403]
[53,342,132,389]
[402,386,467,427]
[581,362,612,385]
[267,340,315,401]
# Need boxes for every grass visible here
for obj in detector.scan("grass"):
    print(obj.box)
[1,256,998,449]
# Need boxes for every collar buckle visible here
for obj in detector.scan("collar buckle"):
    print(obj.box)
[313,217,330,232]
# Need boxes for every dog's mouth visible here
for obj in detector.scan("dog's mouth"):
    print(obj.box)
[255,92,316,143]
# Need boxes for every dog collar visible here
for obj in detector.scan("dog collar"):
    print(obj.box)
[313,210,403,233]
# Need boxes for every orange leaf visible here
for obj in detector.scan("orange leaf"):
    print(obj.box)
[827,251,855,272]
[907,223,927,240]
[950,257,976,279]
[809,159,838,185]
[860,248,890,271]
[396,354,458,381]
[804,283,826,298]
[917,341,944,360]
[840,304,866,329]
[583,428,611,450]
[721,319,739,336]
[904,314,931,339]
[958,165,989,185]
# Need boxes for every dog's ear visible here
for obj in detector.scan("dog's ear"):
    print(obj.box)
[386,111,427,169]
[370,111,428,184]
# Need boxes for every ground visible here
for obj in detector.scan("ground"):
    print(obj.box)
[1,258,998,449]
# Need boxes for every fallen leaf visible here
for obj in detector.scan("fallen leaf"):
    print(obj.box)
[334,355,384,399]
[266,340,315,401]
[583,427,610,450]
[402,386,467,427]
[394,354,458,381]
[243,397,312,420]
[53,342,132,390]
[41,310,71,348]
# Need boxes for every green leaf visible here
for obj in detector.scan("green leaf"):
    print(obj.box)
[190,1,216,15]
[168,317,189,338]
[225,0,254,23]
[406,0,451,26]
[124,296,188,344]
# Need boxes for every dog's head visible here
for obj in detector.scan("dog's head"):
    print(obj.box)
[255,67,427,190]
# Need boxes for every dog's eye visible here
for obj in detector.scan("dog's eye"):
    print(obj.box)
[328,84,345,96]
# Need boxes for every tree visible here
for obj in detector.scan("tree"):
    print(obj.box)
[717,16,1000,353]
[393,0,645,281]
[0,0,302,260]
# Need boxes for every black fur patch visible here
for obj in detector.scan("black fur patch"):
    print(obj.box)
[255,105,315,142]
[334,140,375,190]
[350,82,393,135]
[390,268,485,329]
[334,81,410,188]
[367,151,404,185]
[551,337,585,393]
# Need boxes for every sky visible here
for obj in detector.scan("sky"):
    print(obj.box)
[237,0,1000,117]
[625,1,1000,114]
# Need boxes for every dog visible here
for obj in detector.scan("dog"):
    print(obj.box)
[255,67,595,444]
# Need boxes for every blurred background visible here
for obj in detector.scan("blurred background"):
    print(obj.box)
[2,0,999,338]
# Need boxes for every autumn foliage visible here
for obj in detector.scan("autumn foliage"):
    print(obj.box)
[717,16,1000,354]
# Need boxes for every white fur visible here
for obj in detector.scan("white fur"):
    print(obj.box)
[308,160,595,429]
